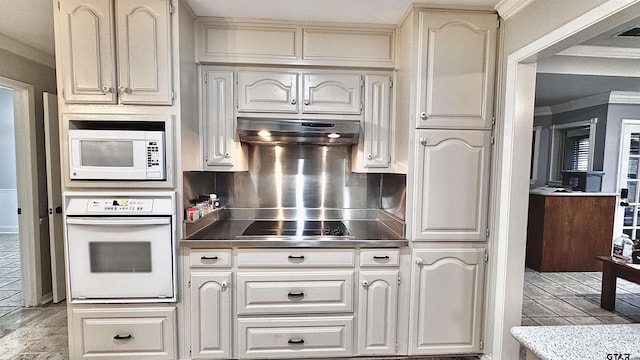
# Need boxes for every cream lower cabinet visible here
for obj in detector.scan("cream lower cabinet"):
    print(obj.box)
[70,307,177,359]
[412,129,491,241]
[189,273,232,359]
[357,270,399,355]
[409,248,486,355]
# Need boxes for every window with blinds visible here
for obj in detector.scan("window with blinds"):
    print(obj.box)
[565,135,590,171]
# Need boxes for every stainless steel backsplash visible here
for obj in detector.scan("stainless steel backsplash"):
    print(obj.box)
[183,145,406,219]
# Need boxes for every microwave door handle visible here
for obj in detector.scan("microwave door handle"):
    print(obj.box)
[65,218,170,226]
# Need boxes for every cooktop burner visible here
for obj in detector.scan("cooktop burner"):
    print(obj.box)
[241,220,350,237]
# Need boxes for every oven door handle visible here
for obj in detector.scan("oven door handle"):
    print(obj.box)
[65,217,170,226]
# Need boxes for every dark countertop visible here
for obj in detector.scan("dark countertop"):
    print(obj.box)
[181,218,407,248]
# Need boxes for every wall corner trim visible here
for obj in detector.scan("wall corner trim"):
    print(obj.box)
[0,33,55,69]
[495,0,534,20]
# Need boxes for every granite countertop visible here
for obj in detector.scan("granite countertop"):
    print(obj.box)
[181,208,408,248]
[511,324,640,360]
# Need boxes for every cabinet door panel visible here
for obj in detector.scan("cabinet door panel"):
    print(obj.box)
[237,71,298,113]
[410,249,485,355]
[190,273,231,359]
[202,70,235,166]
[358,271,398,355]
[59,0,116,103]
[363,75,391,168]
[116,0,172,104]
[417,12,496,129]
[303,74,362,114]
[413,130,491,241]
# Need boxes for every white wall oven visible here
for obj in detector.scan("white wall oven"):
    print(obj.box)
[68,129,166,181]
[64,192,176,303]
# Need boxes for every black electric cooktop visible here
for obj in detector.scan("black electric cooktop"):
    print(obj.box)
[241,220,350,237]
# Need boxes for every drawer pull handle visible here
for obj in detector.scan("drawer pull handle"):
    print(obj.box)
[287,255,305,260]
[288,338,305,344]
[288,292,304,298]
[373,255,390,260]
[113,334,132,340]
[201,256,218,260]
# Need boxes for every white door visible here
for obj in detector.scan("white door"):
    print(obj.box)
[416,12,496,129]
[412,129,491,241]
[43,93,65,303]
[237,71,298,113]
[190,272,232,359]
[202,70,235,167]
[116,0,172,105]
[616,121,640,239]
[357,271,398,355]
[302,73,362,115]
[362,75,391,169]
[410,248,485,355]
[57,0,116,103]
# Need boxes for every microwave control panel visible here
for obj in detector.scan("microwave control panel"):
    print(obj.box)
[86,199,154,213]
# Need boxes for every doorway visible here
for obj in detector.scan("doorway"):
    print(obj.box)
[0,76,42,309]
[0,86,21,317]
[616,120,640,239]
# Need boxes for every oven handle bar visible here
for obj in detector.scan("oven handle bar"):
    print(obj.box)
[66,217,170,226]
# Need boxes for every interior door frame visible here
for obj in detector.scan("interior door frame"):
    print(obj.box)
[0,75,40,307]
[489,1,640,358]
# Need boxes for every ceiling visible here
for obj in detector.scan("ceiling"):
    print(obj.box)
[0,0,638,108]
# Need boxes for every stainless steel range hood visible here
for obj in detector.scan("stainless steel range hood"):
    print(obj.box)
[237,118,360,145]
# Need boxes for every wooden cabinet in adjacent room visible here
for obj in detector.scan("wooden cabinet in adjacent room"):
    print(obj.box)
[526,193,616,272]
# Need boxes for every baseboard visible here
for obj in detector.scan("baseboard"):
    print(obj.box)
[39,292,53,305]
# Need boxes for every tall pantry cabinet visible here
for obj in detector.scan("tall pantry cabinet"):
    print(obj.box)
[53,0,181,358]
[396,6,497,355]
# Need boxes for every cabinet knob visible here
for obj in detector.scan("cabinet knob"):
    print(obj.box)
[416,258,423,265]
[304,99,310,105]
[101,85,113,94]
[362,280,369,288]
[420,112,428,120]
[221,281,228,290]
[118,86,131,94]
[367,154,373,160]
[291,98,297,105]
[224,152,230,159]
[419,137,428,146]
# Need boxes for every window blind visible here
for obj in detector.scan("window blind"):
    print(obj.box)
[567,135,589,171]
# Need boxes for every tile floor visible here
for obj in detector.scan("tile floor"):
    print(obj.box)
[521,268,640,326]
[0,234,22,319]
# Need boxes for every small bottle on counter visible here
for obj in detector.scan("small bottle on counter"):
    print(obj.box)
[209,193,219,210]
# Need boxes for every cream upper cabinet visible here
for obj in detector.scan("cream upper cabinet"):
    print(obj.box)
[57,0,172,105]
[237,71,298,113]
[362,74,392,169]
[237,70,363,117]
[190,272,232,359]
[357,270,399,356]
[416,12,496,129]
[409,248,485,355]
[413,129,491,241]
[302,73,362,115]
[201,68,246,170]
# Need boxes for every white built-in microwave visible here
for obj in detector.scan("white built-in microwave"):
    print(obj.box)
[68,129,166,181]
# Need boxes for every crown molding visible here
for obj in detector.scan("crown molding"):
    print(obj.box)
[556,44,640,59]
[0,33,55,69]
[495,0,534,20]
[534,91,640,115]
[534,106,552,117]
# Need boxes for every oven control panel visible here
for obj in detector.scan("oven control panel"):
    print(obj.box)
[86,199,154,213]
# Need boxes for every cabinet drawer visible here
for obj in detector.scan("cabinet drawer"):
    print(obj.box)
[189,249,232,268]
[237,271,354,314]
[71,307,176,359]
[237,316,354,359]
[237,249,355,267]
[360,249,400,267]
